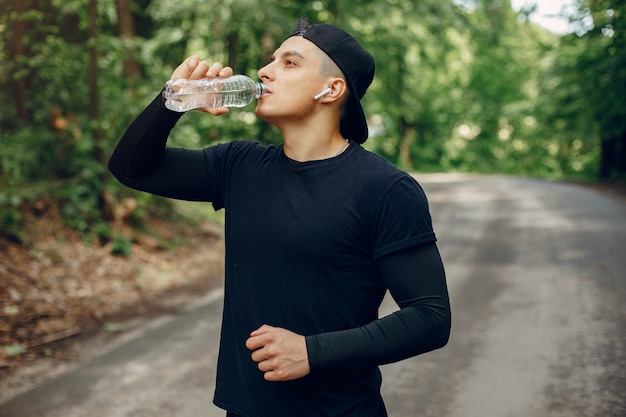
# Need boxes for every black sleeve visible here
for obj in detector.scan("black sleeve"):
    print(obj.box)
[305,241,451,370]
[108,92,214,202]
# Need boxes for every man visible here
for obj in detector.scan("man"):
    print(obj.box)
[109,18,450,417]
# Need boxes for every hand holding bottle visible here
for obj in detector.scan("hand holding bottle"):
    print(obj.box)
[168,56,233,115]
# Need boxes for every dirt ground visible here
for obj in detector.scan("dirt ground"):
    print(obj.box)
[0,199,225,399]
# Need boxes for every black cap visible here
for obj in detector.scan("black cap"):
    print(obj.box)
[288,20,375,144]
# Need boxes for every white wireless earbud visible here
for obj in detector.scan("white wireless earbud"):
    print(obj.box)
[313,88,332,101]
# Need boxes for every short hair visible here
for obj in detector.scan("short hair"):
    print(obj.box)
[292,18,345,79]
[291,18,349,110]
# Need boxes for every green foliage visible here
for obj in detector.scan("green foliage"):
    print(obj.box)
[1,0,624,243]
[0,192,23,242]
[554,0,626,179]
[103,322,126,332]
[4,343,27,356]
[111,234,132,257]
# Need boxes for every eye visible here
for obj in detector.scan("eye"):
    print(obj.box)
[285,59,298,67]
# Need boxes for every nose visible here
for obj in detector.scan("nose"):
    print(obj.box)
[258,61,272,81]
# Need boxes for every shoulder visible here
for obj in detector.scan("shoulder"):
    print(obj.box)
[340,146,431,224]
[208,139,274,154]
[352,146,409,179]
[349,145,420,194]
[204,140,281,163]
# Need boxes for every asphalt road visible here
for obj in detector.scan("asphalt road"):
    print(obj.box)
[1,174,625,417]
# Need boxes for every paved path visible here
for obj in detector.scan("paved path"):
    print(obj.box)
[1,174,625,417]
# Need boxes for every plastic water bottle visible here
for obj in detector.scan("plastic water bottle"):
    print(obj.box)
[162,75,263,112]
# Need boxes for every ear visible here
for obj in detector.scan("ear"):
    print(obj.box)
[319,78,348,104]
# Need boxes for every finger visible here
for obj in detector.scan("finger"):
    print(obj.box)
[197,107,230,116]
[169,55,198,80]
[217,66,234,78]
[246,333,266,351]
[186,55,200,72]
[189,60,210,79]
[250,347,267,363]
[206,62,222,78]
[250,324,274,337]
[263,368,292,382]
[263,370,279,381]
[257,358,274,373]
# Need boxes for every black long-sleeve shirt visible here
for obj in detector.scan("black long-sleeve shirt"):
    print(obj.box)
[109,93,451,417]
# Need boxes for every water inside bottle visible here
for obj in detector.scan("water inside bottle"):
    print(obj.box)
[163,77,261,112]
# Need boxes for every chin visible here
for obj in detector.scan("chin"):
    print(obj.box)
[254,106,267,122]
[255,104,275,124]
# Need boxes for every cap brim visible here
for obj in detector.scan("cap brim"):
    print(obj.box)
[340,83,368,144]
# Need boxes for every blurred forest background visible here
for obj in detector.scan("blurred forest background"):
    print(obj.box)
[0,0,625,370]
[1,0,625,244]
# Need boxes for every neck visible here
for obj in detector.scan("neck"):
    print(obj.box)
[279,119,348,162]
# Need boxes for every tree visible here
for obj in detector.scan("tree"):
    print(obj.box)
[544,0,626,179]
[577,0,626,179]
[1,0,619,243]
[116,0,141,80]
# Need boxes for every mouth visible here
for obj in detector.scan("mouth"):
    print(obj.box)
[260,85,272,97]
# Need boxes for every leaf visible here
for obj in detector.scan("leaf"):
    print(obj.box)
[5,344,27,356]
[103,322,125,332]
[3,305,19,315]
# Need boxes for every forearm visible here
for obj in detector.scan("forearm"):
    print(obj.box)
[109,91,181,180]
[306,243,451,371]
[306,298,450,370]
[108,92,213,201]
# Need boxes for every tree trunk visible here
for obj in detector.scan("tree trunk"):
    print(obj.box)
[88,0,99,123]
[599,135,615,180]
[88,0,104,167]
[616,130,626,177]
[10,0,29,124]
[116,0,141,80]
[399,124,415,170]
[227,32,239,71]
